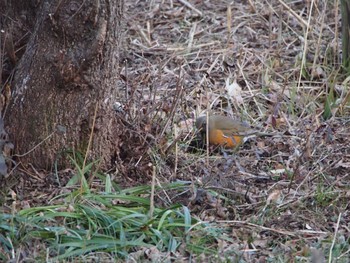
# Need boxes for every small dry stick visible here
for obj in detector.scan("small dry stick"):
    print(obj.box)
[14,132,55,158]
[177,0,202,16]
[149,165,156,219]
[247,0,256,13]
[187,22,197,51]
[83,103,99,172]
[276,0,308,28]
[137,25,152,47]
[311,8,326,79]
[337,247,350,260]
[206,95,210,167]
[297,0,315,92]
[147,21,151,44]
[217,220,297,237]
[329,213,342,263]
[159,76,184,138]
[174,126,178,178]
[268,8,272,48]
[226,4,232,47]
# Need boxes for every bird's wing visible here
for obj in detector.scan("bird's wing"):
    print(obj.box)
[222,129,257,137]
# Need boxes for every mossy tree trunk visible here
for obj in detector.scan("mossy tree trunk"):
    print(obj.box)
[1,0,123,169]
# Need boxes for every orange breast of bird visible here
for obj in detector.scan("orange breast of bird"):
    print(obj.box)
[208,128,244,148]
[195,115,253,149]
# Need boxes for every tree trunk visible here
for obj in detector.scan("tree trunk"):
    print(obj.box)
[2,0,123,169]
[341,0,350,68]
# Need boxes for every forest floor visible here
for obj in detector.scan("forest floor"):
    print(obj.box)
[3,0,350,262]
[117,0,350,261]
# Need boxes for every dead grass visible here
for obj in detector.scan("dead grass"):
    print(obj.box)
[116,0,350,261]
[2,0,350,261]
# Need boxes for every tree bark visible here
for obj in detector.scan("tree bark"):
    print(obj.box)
[2,0,124,169]
[341,0,350,68]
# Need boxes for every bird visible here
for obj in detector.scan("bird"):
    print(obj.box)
[195,115,257,149]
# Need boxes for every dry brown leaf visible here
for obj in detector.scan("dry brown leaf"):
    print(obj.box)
[266,190,282,205]
[226,78,244,105]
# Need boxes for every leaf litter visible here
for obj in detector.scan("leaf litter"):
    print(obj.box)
[118,0,350,260]
[4,0,350,261]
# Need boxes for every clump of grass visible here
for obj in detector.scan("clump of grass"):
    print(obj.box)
[0,157,227,262]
